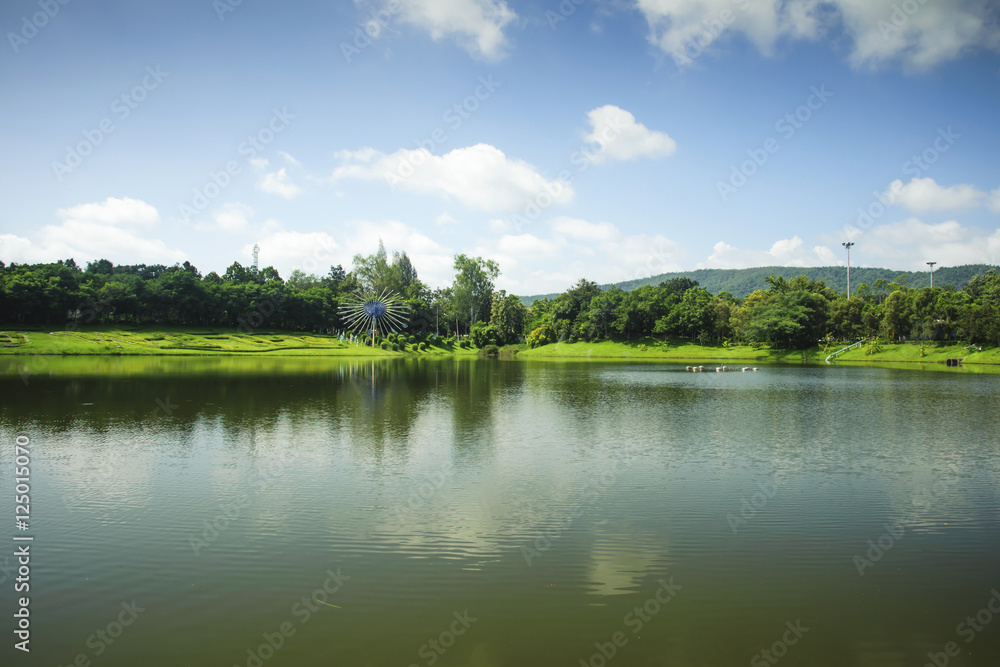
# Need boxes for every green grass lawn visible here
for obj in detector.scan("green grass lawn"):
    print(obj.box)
[516,337,820,362]
[0,325,478,357]
[516,337,1000,366]
[3,326,997,368]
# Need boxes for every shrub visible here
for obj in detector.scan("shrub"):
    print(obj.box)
[380,341,390,350]
[419,341,428,351]
[481,344,500,356]
[411,343,420,352]
[471,322,502,348]
[458,339,470,349]
[526,324,556,348]
[408,335,416,344]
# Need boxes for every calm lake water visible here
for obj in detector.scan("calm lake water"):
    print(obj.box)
[1,356,999,666]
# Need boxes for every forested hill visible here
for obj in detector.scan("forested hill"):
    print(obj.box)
[521,264,996,305]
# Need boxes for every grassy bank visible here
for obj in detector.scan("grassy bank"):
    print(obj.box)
[3,327,997,368]
[0,326,478,357]
[516,338,819,362]
[517,337,1000,366]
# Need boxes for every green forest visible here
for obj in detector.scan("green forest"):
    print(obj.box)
[2,244,999,352]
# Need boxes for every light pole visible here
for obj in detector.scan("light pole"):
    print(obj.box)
[926,261,936,289]
[842,242,855,299]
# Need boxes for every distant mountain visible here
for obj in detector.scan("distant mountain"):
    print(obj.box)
[519,264,998,305]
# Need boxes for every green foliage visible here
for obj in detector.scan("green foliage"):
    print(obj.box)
[480,344,500,356]
[489,290,528,344]
[418,341,428,351]
[470,322,502,348]
[452,254,500,332]
[526,324,556,348]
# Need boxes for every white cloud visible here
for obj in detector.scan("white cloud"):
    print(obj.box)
[331,143,573,212]
[258,168,303,199]
[249,157,269,169]
[698,235,838,269]
[277,151,302,167]
[854,218,1000,270]
[990,188,1000,214]
[635,0,1000,70]
[214,203,254,232]
[396,0,518,60]
[0,197,184,265]
[889,177,985,212]
[472,217,684,294]
[56,196,159,227]
[497,233,559,258]
[583,105,677,164]
[436,212,460,226]
[550,216,621,243]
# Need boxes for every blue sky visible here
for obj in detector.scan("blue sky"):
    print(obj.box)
[2,0,999,294]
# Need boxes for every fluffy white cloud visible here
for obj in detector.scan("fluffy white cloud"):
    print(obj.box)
[331,143,573,212]
[258,168,303,199]
[582,105,677,164]
[888,177,985,212]
[396,0,517,60]
[853,217,1000,269]
[56,196,159,227]
[475,217,684,294]
[550,217,621,243]
[698,235,838,269]
[635,0,1000,70]
[214,203,254,232]
[991,188,1000,214]
[0,197,184,265]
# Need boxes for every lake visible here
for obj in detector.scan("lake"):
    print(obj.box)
[1,356,999,666]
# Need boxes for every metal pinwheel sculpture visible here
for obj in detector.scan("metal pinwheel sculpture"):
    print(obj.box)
[339,289,409,346]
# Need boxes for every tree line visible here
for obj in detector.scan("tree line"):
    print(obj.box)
[525,272,1000,349]
[2,247,999,350]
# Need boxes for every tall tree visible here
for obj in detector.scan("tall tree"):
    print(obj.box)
[452,254,500,332]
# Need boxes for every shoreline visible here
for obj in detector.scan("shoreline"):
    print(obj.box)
[2,328,997,368]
